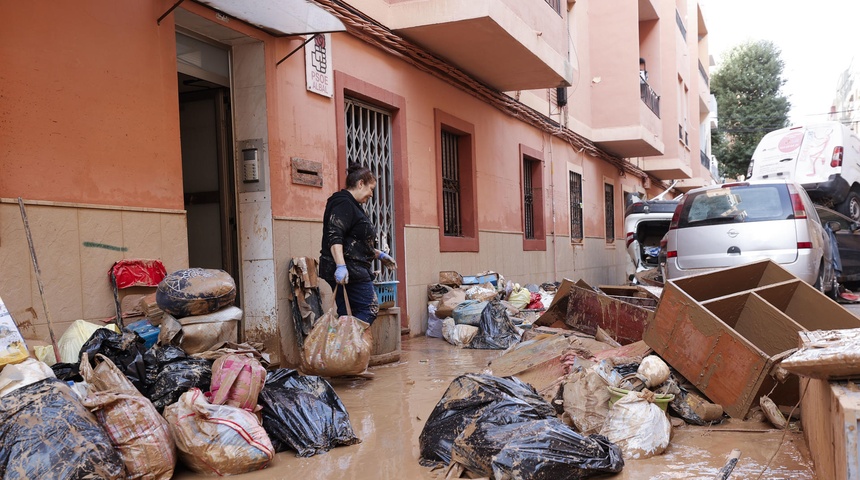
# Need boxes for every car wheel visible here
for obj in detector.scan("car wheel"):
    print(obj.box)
[838,191,860,222]
[814,262,827,294]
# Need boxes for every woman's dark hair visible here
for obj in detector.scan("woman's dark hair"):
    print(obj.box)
[346,163,375,189]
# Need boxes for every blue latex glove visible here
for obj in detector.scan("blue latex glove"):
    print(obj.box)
[378,252,397,269]
[335,264,349,284]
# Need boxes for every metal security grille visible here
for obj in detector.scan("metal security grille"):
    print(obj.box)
[570,172,583,242]
[523,160,535,239]
[441,130,463,237]
[605,183,615,243]
[345,97,396,282]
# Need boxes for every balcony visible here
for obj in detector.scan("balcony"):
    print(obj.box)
[698,59,711,113]
[350,0,573,91]
[640,81,660,118]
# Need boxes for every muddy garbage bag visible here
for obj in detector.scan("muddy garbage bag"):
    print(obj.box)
[0,378,126,480]
[420,374,623,478]
[164,388,274,475]
[454,418,624,479]
[467,299,521,350]
[144,344,212,412]
[80,327,148,394]
[452,300,488,326]
[300,304,371,377]
[563,367,611,435]
[419,374,555,467]
[80,353,176,480]
[259,369,360,457]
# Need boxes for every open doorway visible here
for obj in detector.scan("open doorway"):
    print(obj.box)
[176,33,240,295]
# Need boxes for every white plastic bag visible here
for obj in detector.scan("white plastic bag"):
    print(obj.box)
[442,318,479,348]
[600,390,671,459]
[426,304,444,338]
[638,355,670,388]
[35,320,119,365]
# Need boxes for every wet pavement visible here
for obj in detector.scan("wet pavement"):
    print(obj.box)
[175,336,816,480]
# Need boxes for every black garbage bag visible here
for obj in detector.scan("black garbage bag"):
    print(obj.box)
[453,418,624,479]
[79,328,147,393]
[419,374,556,467]
[467,299,521,350]
[259,369,360,457]
[144,344,211,412]
[0,378,125,480]
[51,362,82,382]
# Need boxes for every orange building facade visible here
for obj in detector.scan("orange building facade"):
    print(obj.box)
[0,0,714,366]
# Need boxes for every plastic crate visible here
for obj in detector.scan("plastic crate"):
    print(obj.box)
[374,281,399,307]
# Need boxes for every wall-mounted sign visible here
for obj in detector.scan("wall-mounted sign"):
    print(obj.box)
[305,33,333,98]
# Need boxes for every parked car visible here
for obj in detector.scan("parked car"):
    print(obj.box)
[624,198,681,280]
[748,121,860,221]
[815,205,860,283]
[664,180,839,296]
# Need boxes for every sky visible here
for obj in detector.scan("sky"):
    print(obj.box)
[700,0,860,125]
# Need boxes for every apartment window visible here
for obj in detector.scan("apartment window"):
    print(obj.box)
[441,130,462,237]
[569,171,583,243]
[605,183,615,243]
[675,9,687,39]
[435,109,478,252]
[521,146,545,251]
[544,0,561,15]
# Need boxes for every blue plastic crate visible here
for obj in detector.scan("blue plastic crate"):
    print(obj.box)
[374,281,399,307]
[124,318,160,349]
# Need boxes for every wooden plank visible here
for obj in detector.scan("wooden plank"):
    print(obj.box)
[488,334,571,377]
[802,379,860,480]
[533,278,575,327]
[782,329,860,379]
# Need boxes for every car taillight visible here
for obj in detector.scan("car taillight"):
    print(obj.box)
[668,203,683,230]
[831,146,844,168]
[667,250,678,258]
[786,183,807,219]
[797,242,813,249]
[626,232,635,248]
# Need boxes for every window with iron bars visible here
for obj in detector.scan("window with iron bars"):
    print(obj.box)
[524,158,536,239]
[441,130,462,237]
[570,171,583,242]
[605,183,615,243]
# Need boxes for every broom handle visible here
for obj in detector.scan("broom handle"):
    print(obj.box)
[18,198,62,363]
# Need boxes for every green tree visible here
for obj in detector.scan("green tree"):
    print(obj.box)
[710,40,791,178]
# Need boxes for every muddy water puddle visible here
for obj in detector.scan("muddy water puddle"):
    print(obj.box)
[175,336,815,480]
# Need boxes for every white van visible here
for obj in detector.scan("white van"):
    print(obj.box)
[748,121,860,220]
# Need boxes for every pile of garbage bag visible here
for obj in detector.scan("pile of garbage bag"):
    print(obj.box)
[426,270,560,349]
[0,268,362,477]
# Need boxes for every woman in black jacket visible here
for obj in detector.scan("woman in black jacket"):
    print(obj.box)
[319,163,397,324]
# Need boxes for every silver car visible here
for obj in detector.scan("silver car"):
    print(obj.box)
[665,180,838,295]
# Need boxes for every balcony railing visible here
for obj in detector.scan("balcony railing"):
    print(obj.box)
[544,0,561,15]
[676,10,687,39]
[700,150,710,169]
[698,60,709,87]
[640,81,661,118]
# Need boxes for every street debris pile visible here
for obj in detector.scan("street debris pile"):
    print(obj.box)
[0,266,361,478]
[421,260,860,478]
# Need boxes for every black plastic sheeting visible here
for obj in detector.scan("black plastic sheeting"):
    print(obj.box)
[79,328,148,393]
[420,374,623,479]
[144,344,212,412]
[0,378,125,480]
[51,362,82,382]
[467,299,521,350]
[259,369,360,457]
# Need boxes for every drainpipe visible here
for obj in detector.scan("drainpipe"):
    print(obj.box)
[548,132,559,281]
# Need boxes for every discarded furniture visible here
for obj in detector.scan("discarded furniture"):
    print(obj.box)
[565,285,654,345]
[802,379,860,480]
[644,259,860,418]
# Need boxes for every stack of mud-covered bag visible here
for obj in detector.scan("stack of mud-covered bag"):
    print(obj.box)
[154,268,241,354]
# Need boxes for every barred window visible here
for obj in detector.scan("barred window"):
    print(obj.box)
[570,172,583,242]
[523,158,536,239]
[605,183,615,243]
[441,130,462,237]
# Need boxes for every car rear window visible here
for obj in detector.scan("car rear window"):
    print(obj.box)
[678,184,793,228]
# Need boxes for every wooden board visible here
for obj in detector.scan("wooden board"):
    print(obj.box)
[370,307,401,364]
[565,285,653,345]
[782,329,860,379]
[488,334,571,377]
[802,379,860,480]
